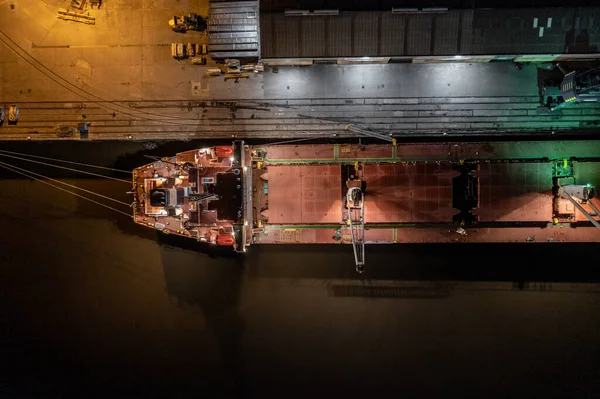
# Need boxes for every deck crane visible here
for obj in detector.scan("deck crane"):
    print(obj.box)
[346,185,365,273]
[343,125,396,273]
[557,184,600,231]
[345,161,366,273]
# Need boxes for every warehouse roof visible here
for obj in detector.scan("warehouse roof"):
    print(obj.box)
[259,7,600,58]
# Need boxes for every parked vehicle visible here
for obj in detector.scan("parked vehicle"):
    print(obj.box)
[191,57,207,65]
[225,59,241,74]
[224,73,248,81]
[172,43,186,59]
[187,43,195,57]
[8,104,19,124]
[206,68,222,76]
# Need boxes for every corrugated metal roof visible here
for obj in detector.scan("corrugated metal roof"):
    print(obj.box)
[259,7,600,58]
[353,12,379,56]
[379,14,406,55]
[327,15,352,56]
[208,1,260,59]
[300,18,326,57]
[273,16,299,58]
[406,15,432,56]
[433,13,460,55]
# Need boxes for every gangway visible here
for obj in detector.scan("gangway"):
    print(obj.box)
[558,184,600,231]
[346,186,365,273]
[345,125,396,144]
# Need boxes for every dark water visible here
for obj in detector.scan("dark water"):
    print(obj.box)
[2,141,600,398]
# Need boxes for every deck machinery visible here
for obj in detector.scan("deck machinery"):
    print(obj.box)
[552,159,600,229]
[345,163,366,273]
[131,141,600,273]
[538,65,600,113]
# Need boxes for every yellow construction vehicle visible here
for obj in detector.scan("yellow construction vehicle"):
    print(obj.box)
[224,73,249,81]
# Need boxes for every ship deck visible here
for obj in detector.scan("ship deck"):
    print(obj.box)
[130,141,600,248]
[250,142,600,244]
[132,143,252,250]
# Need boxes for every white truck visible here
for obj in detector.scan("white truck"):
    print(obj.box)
[206,68,222,76]
[171,44,186,59]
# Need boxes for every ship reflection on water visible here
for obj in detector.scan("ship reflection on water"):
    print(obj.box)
[3,141,600,397]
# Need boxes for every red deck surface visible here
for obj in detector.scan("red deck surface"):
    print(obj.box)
[339,145,393,160]
[261,145,337,161]
[254,225,600,244]
[259,142,600,163]
[267,165,342,223]
[363,164,455,223]
[254,158,600,244]
[262,161,600,226]
[477,163,553,222]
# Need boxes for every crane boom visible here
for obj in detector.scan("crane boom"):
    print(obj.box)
[346,187,365,273]
[558,184,600,231]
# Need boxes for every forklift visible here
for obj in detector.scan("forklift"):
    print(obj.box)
[168,13,207,33]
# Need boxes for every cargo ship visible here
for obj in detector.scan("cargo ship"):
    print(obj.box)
[132,141,600,272]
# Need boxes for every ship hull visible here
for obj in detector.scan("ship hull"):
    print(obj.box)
[132,141,600,250]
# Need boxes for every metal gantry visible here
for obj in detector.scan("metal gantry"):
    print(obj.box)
[558,184,600,231]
